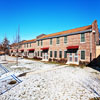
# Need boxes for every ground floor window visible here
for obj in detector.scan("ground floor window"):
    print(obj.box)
[41,51,42,57]
[59,51,62,58]
[64,51,67,58]
[38,51,39,56]
[81,50,85,60]
[54,51,57,58]
[50,51,52,57]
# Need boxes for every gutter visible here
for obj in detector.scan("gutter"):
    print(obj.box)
[37,29,92,41]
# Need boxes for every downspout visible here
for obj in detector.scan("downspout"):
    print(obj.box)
[90,30,96,62]
[90,32,92,62]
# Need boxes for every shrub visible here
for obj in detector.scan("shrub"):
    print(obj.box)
[52,58,67,64]
[58,58,67,64]
[79,61,89,66]
[23,56,28,58]
[49,58,52,62]
[33,56,42,60]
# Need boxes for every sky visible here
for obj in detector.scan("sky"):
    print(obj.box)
[0,0,100,44]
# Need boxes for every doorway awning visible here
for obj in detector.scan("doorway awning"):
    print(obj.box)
[41,47,49,50]
[28,49,35,51]
[66,46,79,49]
[20,49,24,51]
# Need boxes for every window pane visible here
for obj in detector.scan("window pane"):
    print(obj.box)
[54,51,57,58]
[56,37,60,44]
[64,36,67,43]
[41,51,42,57]
[50,51,52,57]
[38,51,39,56]
[41,40,43,46]
[59,51,62,58]
[81,33,85,42]
[38,41,39,46]
[64,51,67,58]
[81,51,85,60]
[50,39,52,45]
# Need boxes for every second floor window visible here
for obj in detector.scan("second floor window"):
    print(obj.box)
[27,43,28,48]
[38,41,39,46]
[81,33,85,42]
[56,37,60,44]
[41,40,43,46]
[50,38,52,45]
[64,36,67,43]
[24,44,26,48]
[30,43,31,47]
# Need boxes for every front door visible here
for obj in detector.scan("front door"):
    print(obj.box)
[68,50,78,64]
[43,51,48,61]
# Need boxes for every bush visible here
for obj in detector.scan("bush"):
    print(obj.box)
[52,58,67,64]
[23,56,28,58]
[53,58,58,62]
[49,58,52,62]
[57,58,67,64]
[33,56,42,60]
[79,61,89,66]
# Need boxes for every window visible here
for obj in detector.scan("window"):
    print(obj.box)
[41,40,42,46]
[41,51,42,57]
[64,36,67,43]
[50,39,52,45]
[59,51,62,58]
[81,50,85,60]
[24,44,26,48]
[54,51,57,58]
[81,33,85,42]
[56,37,60,44]
[38,51,39,56]
[50,51,52,57]
[27,43,28,48]
[64,51,67,58]
[30,43,31,47]
[38,41,39,46]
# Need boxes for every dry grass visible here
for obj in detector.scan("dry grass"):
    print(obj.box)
[90,97,100,100]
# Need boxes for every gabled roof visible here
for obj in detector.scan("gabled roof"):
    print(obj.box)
[22,39,36,44]
[38,25,92,40]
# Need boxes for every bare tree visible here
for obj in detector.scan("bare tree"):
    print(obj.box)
[16,25,20,66]
[2,36,10,61]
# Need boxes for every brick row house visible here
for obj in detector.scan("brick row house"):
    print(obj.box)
[10,20,99,64]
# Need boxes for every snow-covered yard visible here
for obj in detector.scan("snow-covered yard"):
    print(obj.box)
[0,55,100,100]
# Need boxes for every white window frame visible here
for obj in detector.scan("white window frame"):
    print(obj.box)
[64,36,67,44]
[56,37,60,45]
[80,33,85,43]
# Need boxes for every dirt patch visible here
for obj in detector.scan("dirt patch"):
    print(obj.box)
[8,80,16,85]
[18,72,27,77]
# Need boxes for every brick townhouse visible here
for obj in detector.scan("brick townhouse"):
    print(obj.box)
[10,20,99,64]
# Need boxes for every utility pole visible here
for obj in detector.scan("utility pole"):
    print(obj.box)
[16,25,20,66]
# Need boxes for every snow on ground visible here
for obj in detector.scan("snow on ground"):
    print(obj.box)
[0,55,100,100]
